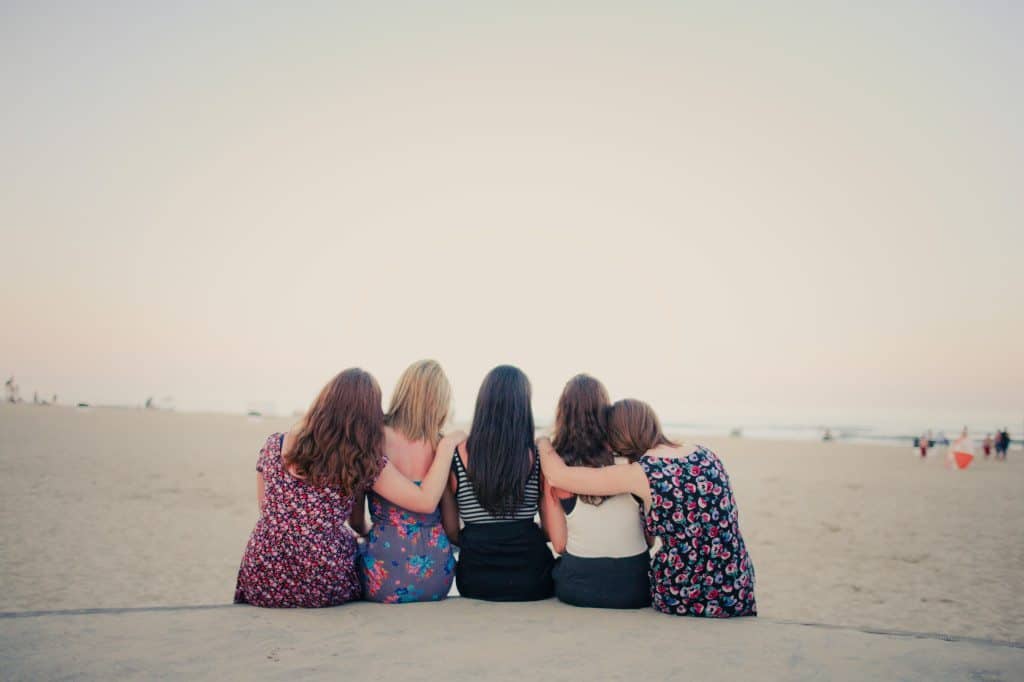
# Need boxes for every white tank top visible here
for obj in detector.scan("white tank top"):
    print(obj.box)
[564,457,648,558]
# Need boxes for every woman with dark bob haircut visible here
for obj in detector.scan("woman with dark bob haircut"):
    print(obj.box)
[539,399,756,617]
[542,375,651,609]
[235,368,464,608]
[442,365,554,601]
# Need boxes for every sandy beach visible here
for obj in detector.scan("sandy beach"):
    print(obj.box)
[1,404,1022,678]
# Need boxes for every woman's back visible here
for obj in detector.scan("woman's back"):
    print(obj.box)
[360,426,455,603]
[451,443,554,601]
[453,445,541,524]
[382,426,434,480]
[563,458,647,558]
[552,456,651,609]
[235,433,364,608]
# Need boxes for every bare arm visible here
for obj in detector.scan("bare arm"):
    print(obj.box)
[256,472,266,513]
[541,477,568,554]
[373,431,466,514]
[440,480,460,546]
[348,492,369,536]
[537,437,651,507]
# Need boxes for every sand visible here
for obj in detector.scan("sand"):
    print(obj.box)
[1,404,1022,678]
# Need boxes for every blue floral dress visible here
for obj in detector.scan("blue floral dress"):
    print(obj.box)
[358,489,455,603]
[640,447,757,617]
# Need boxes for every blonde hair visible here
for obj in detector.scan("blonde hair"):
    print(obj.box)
[384,360,453,447]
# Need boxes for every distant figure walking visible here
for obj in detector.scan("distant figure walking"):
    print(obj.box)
[4,376,20,403]
[983,434,993,457]
[919,432,929,458]
[995,429,1010,461]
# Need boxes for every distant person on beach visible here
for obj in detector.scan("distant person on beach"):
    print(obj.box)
[444,365,555,601]
[234,368,464,608]
[5,376,20,403]
[919,432,929,458]
[541,375,650,609]
[353,360,457,603]
[995,429,1010,460]
[539,399,756,617]
[983,434,993,457]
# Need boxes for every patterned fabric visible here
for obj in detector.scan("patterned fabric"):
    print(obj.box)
[234,433,383,608]
[639,447,756,617]
[359,488,455,603]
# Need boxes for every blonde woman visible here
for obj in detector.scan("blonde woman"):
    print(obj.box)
[353,360,458,602]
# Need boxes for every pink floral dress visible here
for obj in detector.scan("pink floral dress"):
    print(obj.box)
[234,433,384,608]
[640,446,756,617]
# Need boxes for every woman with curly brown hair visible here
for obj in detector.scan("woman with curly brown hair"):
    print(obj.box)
[234,368,464,608]
[542,375,651,609]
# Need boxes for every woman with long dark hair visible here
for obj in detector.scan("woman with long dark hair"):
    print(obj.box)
[234,368,464,608]
[538,399,756,617]
[442,365,554,601]
[542,375,650,609]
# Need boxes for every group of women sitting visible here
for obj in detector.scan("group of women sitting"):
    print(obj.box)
[234,361,756,617]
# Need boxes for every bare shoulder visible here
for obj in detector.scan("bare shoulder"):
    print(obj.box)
[281,429,298,455]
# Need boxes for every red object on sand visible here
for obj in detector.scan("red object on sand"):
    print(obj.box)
[953,450,974,469]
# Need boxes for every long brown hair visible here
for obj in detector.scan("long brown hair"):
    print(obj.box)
[606,399,677,462]
[384,359,452,448]
[552,374,614,505]
[283,368,385,493]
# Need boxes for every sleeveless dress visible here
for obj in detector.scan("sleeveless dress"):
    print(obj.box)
[359,488,456,602]
[235,433,383,608]
[453,449,554,601]
[639,446,756,617]
[553,458,651,609]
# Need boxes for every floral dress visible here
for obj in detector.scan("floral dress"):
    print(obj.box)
[234,433,382,608]
[359,489,455,602]
[640,447,757,617]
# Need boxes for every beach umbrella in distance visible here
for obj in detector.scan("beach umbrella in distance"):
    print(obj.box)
[947,435,975,470]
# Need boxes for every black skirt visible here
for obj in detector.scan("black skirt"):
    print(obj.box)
[456,520,554,601]
[553,551,651,609]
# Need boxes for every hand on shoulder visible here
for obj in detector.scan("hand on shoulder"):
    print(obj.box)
[441,429,467,445]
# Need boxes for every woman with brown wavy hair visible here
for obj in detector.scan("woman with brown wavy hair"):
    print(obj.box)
[542,375,651,609]
[539,398,756,617]
[234,368,464,608]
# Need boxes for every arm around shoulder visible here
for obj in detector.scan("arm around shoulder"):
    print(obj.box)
[537,437,648,499]
[372,431,466,514]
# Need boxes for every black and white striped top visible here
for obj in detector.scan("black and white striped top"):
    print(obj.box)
[452,447,541,525]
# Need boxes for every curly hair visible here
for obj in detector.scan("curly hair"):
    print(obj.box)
[283,368,385,494]
[552,374,615,505]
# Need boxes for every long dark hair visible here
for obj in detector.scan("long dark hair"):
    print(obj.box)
[283,368,385,493]
[464,365,536,516]
[552,374,614,505]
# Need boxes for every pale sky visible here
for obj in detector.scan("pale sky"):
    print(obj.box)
[2,2,1022,428]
